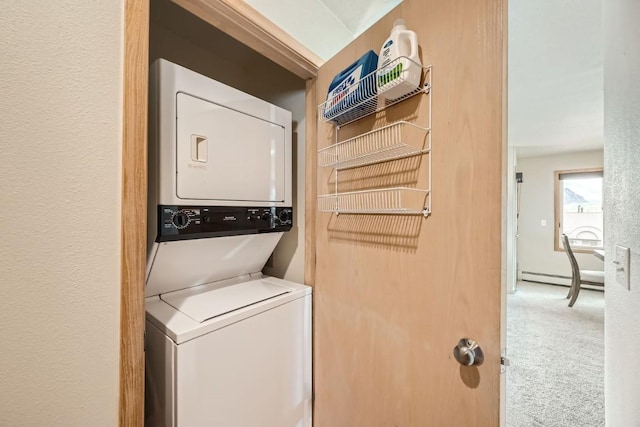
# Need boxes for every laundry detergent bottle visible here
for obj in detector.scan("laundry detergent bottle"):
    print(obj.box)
[376,19,422,100]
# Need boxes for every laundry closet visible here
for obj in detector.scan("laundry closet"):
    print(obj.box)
[123,0,507,425]
[144,1,313,425]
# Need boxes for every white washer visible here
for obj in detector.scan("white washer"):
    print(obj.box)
[145,273,311,427]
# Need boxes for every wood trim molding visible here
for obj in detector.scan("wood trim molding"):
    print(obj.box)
[171,0,323,79]
[553,167,604,252]
[120,0,149,425]
[304,78,317,286]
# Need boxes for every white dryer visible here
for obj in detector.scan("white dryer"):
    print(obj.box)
[145,59,312,427]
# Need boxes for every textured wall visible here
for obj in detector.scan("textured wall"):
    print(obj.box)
[603,0,640,424]
[517,150,605,280]
[0,2,123,425]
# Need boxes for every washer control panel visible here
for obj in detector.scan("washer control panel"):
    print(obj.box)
[157,205,293,242]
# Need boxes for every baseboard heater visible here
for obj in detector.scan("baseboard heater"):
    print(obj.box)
[521,271,604,291]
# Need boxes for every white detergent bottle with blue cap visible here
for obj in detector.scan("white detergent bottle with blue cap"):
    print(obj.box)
[377,19,422,100]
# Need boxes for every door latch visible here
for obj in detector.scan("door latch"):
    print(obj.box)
[501,348,510,373]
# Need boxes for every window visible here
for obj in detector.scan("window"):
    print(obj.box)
[554,168,604,251]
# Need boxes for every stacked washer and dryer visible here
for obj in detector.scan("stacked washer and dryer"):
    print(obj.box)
[144,59,312,427]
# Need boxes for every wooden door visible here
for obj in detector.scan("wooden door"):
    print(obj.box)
[312,0,506,425]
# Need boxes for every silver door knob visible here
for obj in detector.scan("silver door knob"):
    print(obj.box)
[453,338,484,366]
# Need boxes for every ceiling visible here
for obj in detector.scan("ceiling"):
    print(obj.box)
[509,0,603,158]
[244,0,603,159]
[244,0,401,60]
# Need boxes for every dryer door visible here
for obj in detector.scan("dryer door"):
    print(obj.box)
[176,93,286,203]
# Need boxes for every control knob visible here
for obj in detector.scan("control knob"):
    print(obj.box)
[172,211,190,229]
[278,209,292,223]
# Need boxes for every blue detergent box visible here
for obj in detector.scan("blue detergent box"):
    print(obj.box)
[323,50,378,123]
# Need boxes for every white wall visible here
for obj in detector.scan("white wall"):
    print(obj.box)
[0,2,123,426]
[516,150,604,281]
[506,148,518,293]
[603,0,640,423]
[245,0,352,60]
[244,0,402,60]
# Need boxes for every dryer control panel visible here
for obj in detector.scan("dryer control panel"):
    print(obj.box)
[156,205,293,242]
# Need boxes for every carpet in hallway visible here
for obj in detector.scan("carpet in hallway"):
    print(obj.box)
[506,282,604,427]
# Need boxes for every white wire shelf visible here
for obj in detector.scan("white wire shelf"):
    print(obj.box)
[319,57,431,126]
[318,121,430,170]
[318,187,430,217]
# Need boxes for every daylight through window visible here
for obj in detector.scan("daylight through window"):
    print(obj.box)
[555,169,604,251]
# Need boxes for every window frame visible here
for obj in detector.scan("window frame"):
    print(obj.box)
[554,167,604,253]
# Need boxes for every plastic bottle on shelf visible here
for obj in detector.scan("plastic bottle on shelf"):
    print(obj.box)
[376,19,422,101]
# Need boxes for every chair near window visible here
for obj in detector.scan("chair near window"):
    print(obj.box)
[562,234,605,307]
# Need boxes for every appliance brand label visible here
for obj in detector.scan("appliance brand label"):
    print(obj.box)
[188,163,207,170]
[223,216,237,221]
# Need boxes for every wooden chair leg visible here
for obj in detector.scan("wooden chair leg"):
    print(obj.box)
[568,282,581,307]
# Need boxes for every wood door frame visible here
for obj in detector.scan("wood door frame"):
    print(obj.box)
[120,1,321,424]
[120,0,149,424]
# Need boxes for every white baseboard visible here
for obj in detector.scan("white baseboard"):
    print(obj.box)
[521,271,571,286]
[520,271,604,291]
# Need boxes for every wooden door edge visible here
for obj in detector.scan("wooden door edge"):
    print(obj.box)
[120,0,149,425]
[171,0,324,79]
[304,78,318,286]
[500,0,508,424]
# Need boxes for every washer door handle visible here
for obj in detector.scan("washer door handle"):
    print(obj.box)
[453,338,484,366]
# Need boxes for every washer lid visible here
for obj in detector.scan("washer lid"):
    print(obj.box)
[146,232,283,297]
[160,279,291,323]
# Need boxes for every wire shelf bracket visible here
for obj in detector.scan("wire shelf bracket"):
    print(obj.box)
[317,62,433,218]
[318,57,431,127]
[317,188,431,217]
[318,121,430,170]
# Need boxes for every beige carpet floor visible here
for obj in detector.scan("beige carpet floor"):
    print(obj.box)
[506,281,604,427]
